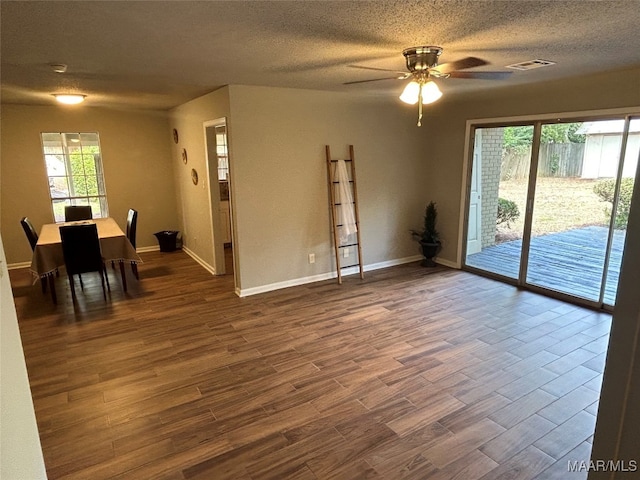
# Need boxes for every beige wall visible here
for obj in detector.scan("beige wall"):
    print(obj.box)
[0,234,47,479]
[169,87,231,273]
[226,85,431,293]
[589,159,640,479]
[1,105,179,264]
[415,67,640,477]
[1,68,639,475]
[420,66,640,265]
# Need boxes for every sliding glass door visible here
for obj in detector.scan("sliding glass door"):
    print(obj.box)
[464,115,639,308]
[465,125,533,280]
[601,118,639,304]
[525,120,621,301]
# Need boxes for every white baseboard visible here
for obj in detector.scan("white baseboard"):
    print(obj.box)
[182,246,216,276]
[9,252,457,293]
[238,271,337,297]
[435,257,459,269]
[7,261,31,270]
[363,254,423,272]
[237,254,441,297]
[136,245,160,253]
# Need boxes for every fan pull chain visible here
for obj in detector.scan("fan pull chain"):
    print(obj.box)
[417,82,423,127]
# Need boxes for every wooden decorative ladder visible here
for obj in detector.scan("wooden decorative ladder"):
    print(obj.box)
[326,145,364,284]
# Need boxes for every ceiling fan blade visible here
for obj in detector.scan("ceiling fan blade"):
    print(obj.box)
[447,71,512,80]
[343,76,404,85]
[435,56,488,74]
[348,65,408,75]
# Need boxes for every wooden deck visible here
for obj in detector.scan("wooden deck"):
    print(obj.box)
[465,226,626,305]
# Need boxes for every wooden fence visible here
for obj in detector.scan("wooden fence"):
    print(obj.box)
[501,143,585,180]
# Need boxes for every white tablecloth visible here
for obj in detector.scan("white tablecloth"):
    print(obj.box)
[30,218,142,278]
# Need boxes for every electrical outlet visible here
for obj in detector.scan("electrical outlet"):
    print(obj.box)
[308,253,315,264]
[343,248,349,258]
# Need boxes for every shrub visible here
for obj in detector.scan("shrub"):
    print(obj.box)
[411,201,440,244]
[497,198,520,227]
[593,177,635,229]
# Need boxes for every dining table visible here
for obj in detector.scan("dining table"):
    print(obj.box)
[30,217,142,304]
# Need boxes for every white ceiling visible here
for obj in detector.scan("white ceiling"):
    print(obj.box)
[2,0,640,110]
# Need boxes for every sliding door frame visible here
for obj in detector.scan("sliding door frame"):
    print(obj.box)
[459,107,640,311]
[517,122,542,285]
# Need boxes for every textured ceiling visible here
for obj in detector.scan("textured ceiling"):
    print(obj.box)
[2,0,640,110]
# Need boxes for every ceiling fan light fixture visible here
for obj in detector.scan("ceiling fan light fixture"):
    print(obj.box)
[399,80,443,127]
[421,80,442,104]
[403,46,443,72]
[50,63,68,73]
[399,81,420,104]
[53,94,86,105]
[399,80,442,105]
[349,45,500,127]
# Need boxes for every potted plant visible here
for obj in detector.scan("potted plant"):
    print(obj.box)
[411,201,441,267]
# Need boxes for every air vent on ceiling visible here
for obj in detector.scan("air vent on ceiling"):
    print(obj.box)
[506,59,556,71]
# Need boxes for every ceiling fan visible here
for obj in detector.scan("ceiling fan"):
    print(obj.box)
[346,46,511,126]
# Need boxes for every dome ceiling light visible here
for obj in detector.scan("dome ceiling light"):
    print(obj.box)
[53,94,86,105]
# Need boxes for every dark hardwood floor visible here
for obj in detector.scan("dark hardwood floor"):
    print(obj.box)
[10,248,610,479]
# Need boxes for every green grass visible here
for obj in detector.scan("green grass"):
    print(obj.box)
[497,177,612,241]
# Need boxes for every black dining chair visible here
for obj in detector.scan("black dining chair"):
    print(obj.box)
[64,205,93,221]
[126,208,139,279]
[20,216,50,293]
[60,223,110,301]
[111,208,139,279]
[20,217,39,250]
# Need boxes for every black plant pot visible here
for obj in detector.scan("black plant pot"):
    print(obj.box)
[420,241,441,267]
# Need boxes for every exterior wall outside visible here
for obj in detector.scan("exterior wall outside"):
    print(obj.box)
[480,128,503,248]
[581,133,640,179]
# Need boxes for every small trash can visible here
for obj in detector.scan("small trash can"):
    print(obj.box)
[154,230,179,252]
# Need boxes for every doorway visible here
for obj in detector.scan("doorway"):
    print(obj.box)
[204,119,236,286]
[463,115,639,308]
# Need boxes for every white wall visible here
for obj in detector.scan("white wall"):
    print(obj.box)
[1,105,179,264]
[0,234,48,479]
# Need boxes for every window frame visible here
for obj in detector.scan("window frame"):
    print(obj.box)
[40,132,109,223]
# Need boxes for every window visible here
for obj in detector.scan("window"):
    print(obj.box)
[215,125,229,181]
[463,115,639,308]
[41,132,109,222]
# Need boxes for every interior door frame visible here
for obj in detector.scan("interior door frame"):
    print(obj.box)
[459,107,640,310]
[203,118,236,286]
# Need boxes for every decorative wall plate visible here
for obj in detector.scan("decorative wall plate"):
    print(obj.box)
[173,128,179,144]
[182,148,188,164]
[191,168,198,185]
